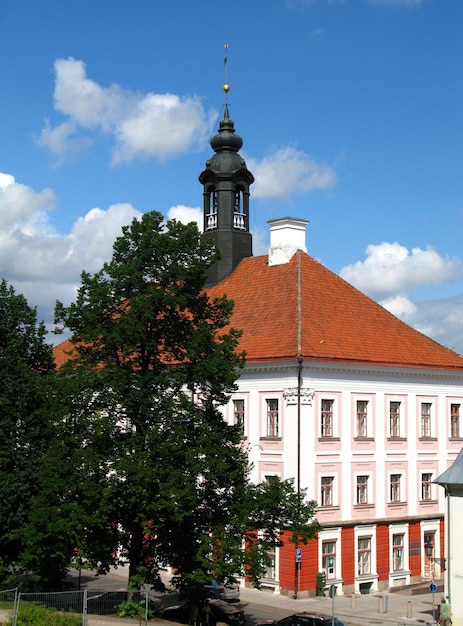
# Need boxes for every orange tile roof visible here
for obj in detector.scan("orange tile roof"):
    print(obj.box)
[53,251,463,372]
[206,251,463,370]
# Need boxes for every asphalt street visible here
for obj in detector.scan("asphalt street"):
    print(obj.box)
[67,567,441,626]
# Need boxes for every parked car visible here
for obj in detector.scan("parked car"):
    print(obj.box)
[204,579,240,601]
[258,613,344,626]
[163,598,246,626]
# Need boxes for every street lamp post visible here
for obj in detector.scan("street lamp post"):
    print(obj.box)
[425,541,437,626]
[425,539,447,571]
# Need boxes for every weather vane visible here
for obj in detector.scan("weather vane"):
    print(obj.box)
[223,43,230,105]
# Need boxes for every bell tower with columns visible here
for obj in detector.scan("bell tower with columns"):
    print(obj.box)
[199,71,254,286]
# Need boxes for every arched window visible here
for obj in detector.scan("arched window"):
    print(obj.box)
[233,186,245,230]
[206,186,217,230]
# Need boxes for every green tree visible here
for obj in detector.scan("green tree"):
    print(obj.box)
[243,478,321,585]
[0,279,55,586]
[51,211,320,592]
[53,212,248,589]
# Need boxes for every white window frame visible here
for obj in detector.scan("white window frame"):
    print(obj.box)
[420,402,432,438]
[318,528,342,582]
[389,401,401,438]
[392,533,405,571]
[388,523,410,585]
[352,395,374,440]
[265,398,280,438]
[421,472,433,501]
[321,399,334,437]
[354,525,378,592]
[356,400,369,437]
[450,402,461,439]
[389,473,402,503]
[320,475,334,507]
[357,537,372,576]
[356,474,369,505]
[232,398,245,434]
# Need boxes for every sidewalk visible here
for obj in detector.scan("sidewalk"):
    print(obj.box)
[99,568,441,626]
[238,582,439,626]
[0,568,442,626]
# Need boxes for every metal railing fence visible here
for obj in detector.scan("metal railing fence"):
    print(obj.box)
[2,588,152,626]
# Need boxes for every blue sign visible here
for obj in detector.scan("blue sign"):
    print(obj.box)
[295,548,302,563]
[430,583,437,593]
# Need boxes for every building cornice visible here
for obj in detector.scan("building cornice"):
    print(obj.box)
[240,359,463,382]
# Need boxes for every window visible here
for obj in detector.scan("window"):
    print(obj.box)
[322,541,336,579]
[265,475,278,484]
[389,402,401,438]
[321,400,334,437]
[356,475,369,505]
[392,534,404,571]
[206,187,218,230]
[358,537,371,576]
[420,403,432,438]
[451,404,460,438]
[424,532,435,569]
[390,474,401,502]
[320,476,334,507]
[356,401,368,437]
[264,543,276,579]
[233,399,245,434]
[266,399,279,437]
[421,473,432,501]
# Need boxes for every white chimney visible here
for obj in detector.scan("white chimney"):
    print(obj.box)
[268,217,308,266]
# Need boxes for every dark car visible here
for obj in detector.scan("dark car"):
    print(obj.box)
[204,579,240,601]
[163,598,246,626]
[258,613,344,626]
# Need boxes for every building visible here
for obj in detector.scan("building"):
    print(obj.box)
[198,101,463,597]
[54,100,463,598]
[435,446,463,625]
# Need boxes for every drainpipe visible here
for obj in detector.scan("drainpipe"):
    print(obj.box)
[294,250,304,598]
[297,355,303,493]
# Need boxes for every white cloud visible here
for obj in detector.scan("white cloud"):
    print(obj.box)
[379,293,417,317]
[404,297,463,354]
[247,146,336,200]
[340,241,463,353]
[39,57,216,164]
[167,205,202,230]
[0,173,56,234]
[38,120,93,160]
[340,242,463,301]
[0,172,141,339]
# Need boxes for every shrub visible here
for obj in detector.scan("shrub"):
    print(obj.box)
[8,603,82,625]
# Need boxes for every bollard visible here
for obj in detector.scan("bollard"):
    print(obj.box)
[351,593,356,609]
[378,596,383,614]
[407,600,413,619]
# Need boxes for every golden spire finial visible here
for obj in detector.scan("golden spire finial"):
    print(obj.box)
[223,43,230,105]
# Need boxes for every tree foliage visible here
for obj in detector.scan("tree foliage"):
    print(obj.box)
[32,210,321,591]
[52,212,248,588]
[0,279,55,585]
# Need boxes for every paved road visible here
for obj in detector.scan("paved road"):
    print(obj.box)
[1,568,442,626]
[69,567,441,626]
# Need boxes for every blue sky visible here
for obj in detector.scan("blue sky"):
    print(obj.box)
[1,0,462,351]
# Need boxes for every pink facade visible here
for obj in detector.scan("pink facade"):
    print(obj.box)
[224,363,461,596]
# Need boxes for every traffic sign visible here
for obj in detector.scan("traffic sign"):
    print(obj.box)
[295,548,302,563]
[430,583,437,593]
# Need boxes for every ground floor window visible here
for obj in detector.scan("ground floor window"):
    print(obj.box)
[264,544,276,580]
[358,537,371,575]
[322,541,336,579]
[392,534,404,571]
